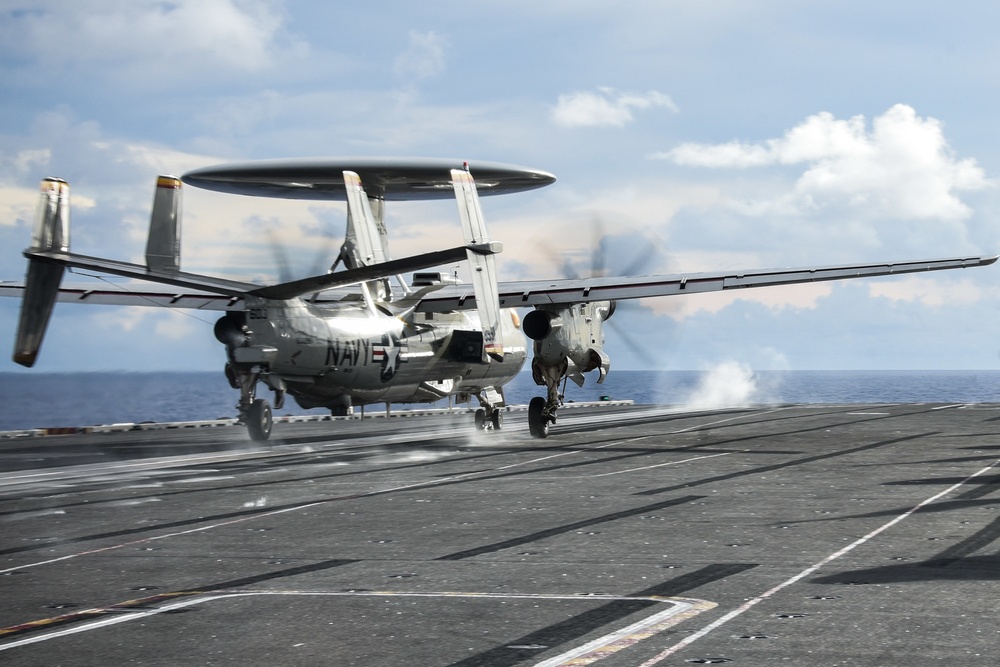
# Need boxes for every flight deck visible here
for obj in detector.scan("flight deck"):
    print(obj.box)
[1,403,998,666]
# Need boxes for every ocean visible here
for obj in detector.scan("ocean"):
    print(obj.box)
[2,369,1000,432]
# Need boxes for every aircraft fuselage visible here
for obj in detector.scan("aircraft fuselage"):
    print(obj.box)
[238,296,528,412]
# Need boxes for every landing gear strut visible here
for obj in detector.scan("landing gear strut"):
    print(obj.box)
[528,358,563,438]
[229,362,278,441]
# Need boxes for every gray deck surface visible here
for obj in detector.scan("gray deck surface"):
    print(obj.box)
[1,403,998,666]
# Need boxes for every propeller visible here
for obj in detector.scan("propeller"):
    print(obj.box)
[539,216,682,366]
[265,227,340,285]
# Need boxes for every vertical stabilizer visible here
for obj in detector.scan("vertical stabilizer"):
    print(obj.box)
[367,197,392,265]
[146,175,182,272]
[451,167,505,361]
[341,170,392,302]
[342,171,387,268]
[12,178,70,367]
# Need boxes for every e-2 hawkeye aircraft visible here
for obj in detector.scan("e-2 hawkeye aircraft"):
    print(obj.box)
[5,158,996,439]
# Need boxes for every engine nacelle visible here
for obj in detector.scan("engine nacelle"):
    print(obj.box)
[527,301,613,386]
[522,309,563,341]
[214,312,248,348]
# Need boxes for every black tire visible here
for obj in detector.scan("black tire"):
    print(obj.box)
[491,408,504,430]
[474,408,487,430]
[528,396,549,438]
[247,399,273,441]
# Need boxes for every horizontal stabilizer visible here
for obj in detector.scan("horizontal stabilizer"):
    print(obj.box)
[23,249,259,297]
[0,281,242,311]
[251,246,470,300]
[8,243,479,305]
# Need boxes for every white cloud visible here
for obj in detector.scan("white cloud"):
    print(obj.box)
[867,275,983,307]
[0,0,302,76]
[0,186,38,228]
[0,183,96,231]
[153,310,210,341]
[649,282,835,320]
[654,104,992,221]
[552,88,678,128]
[11,149,51,174]
[393,31,446,80]
[88,303,213,342]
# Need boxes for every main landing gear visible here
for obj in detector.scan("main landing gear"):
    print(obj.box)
[227,361,282,441]
[473,387,505,432]
[474,407,504,431]
[245,398,273,441]
[527,358,564,438]
[528,396,553,438]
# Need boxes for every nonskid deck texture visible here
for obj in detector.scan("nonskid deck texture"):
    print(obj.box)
[1,403,998,666]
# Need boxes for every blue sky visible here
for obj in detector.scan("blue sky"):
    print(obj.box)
[2,1,1000,373]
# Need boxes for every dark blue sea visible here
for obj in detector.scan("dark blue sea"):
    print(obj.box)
[2,369,1000,432]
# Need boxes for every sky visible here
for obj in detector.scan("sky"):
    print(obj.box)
[2,0,1000,375]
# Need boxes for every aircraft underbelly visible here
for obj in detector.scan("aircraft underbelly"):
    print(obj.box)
[390,348,527,402]
[270,305,528,408]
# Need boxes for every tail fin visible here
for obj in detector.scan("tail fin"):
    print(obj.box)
[451,167,505,361]
[340,170,392,303]
[12,178,70,367]
[341,170,387,269]
[146,175,182,273]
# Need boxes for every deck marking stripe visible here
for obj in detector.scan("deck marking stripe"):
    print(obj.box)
[576,452,735,478]
[531,599,716,667]
[0,594,250,650]
[636,457,1000,666]
[0,590,714,651]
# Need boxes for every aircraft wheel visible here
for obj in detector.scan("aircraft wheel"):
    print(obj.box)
[491,408,504,430]
[528,397,549,438]
[474,408,487,430]
[246,399,273,441]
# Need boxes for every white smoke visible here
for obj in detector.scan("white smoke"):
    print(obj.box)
[685,361,759,409]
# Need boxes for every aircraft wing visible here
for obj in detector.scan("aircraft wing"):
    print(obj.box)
[414,255,999,312]
[4,254,994,314]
